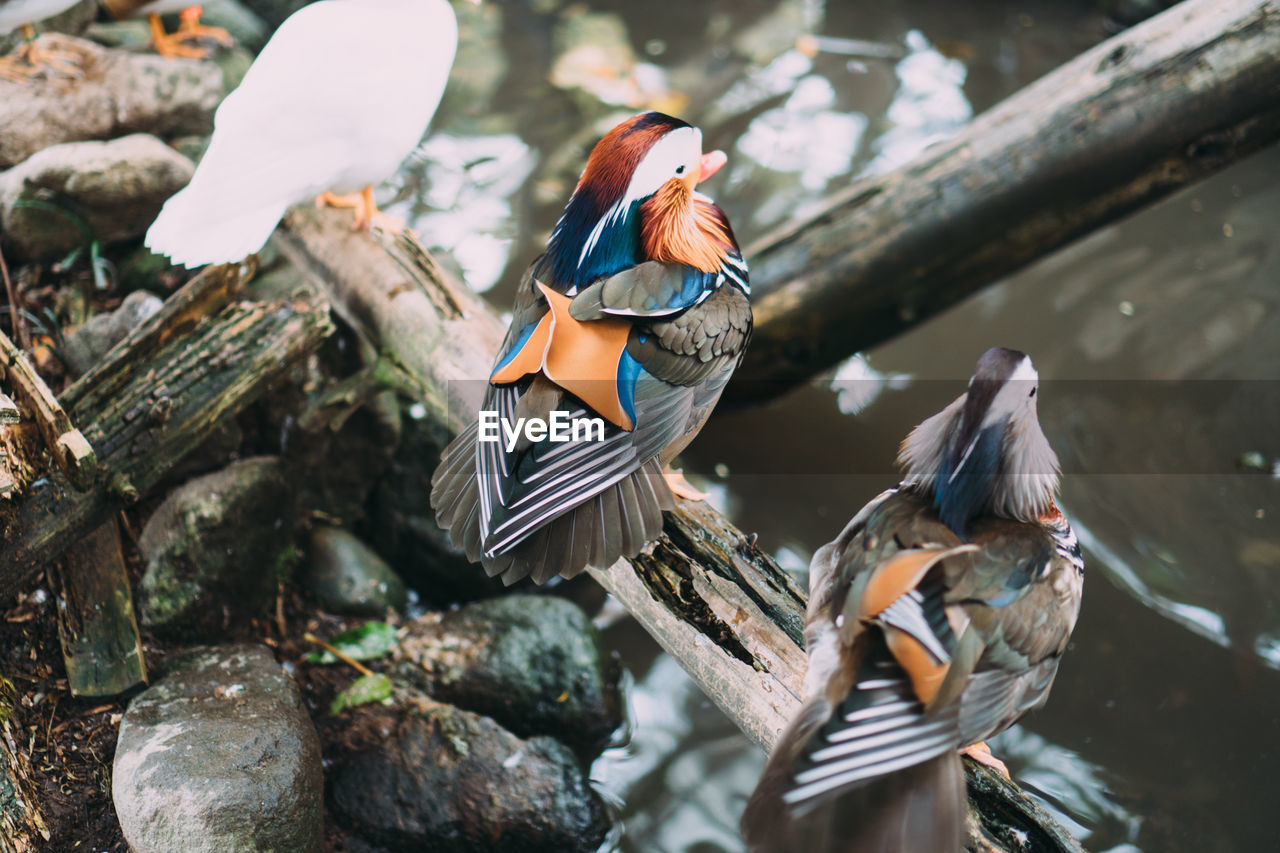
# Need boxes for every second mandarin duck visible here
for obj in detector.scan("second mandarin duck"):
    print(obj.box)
[431,111,752,586]
[742,347,1084,853]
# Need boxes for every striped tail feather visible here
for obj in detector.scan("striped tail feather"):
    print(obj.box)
[743,640,965,853]
[430,421,672,584]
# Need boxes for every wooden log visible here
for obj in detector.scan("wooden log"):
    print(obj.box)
[277,207,1085,852]
[54,518,147,697]
[0,261,334,599]
[0,328,97,490]
[733,0,1280,399]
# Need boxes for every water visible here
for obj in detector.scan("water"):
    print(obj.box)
[399,1,1280,849]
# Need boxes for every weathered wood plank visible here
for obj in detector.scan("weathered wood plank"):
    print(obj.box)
[54,518,147,697]
[733,0,1280,398]
[0,261,334,598]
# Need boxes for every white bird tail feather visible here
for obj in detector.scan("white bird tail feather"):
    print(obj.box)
[145,184,289,268]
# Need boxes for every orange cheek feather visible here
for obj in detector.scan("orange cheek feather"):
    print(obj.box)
[641,180,732,274]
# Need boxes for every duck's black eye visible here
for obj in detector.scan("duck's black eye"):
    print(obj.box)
[1029,387,1037,398]
[675,165,685,175]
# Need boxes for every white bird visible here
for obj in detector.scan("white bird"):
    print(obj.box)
[0,0,85,80]
[146,0,458,268]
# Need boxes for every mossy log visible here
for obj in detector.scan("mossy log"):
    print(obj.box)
[0,261,334,599]
[54,518,147,697]
[276,207,1085,853]
[733,0,1280,399]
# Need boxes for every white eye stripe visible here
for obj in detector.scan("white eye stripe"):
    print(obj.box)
[623,126,700,205]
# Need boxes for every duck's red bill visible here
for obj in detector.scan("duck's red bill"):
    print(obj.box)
[698,150,727,182]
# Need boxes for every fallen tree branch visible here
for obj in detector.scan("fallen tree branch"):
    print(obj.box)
[0,261,334,598]
[733,0,1280,399]
[278,206,1086,852]
[0,327,97,490]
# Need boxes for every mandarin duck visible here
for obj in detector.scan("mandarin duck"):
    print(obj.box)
[145,0,456,268]
[0,0,84,80]
[100,0,232,60]
[430,111,752,586]
[742,348,1084,853]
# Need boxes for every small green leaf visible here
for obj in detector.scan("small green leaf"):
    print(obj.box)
[306,621,398,664]
[329,673,392,714]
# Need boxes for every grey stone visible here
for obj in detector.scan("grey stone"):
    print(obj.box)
[138,457,296,637]
[0,35,223,169]
[305,526,408,616]
[113,643,323,853]
[0,134,193,261]
[329,700,609,853]
[398,595,621,756]
[200,0,270,52]
[61,290,162,377]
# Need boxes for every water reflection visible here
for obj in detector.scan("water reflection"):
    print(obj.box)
[394,0,1280,850]
[863,29,971,175]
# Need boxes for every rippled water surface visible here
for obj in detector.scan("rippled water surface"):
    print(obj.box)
[401,1,1280,850]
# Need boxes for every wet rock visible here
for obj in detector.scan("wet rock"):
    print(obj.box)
[61,290,163,377]
[398,595,621,756]
[0,35,223,169]
[0,134,193,261]
[113,644,323,853]
[330,699,609,853]
[240,0,312,29]
[200,0,270,52]
[138,456,296,637]
[370,407,507,603]
[305,526,408,616]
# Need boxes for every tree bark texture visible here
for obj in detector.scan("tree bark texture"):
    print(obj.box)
[0,261,334,598]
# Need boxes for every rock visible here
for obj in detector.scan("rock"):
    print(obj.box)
[116,244,182,294]
[201,0,269,51]
[113,644,323,853]
[61,290,163,377]
[0,134,193,261]
[138,457,296,638]
[330,699,609,853]
[305,526,408,616]
[239,0,312,29]
[398,595,621,756]
[370,406,508,603]
[0,35,223,169]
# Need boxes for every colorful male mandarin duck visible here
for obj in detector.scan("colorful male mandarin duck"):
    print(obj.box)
[431,111,752,586]
[742,348,1083,853]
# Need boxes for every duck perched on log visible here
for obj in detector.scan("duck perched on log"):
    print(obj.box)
[431,111,752,586]
[145,0,456,267]
[742,347,1083,853]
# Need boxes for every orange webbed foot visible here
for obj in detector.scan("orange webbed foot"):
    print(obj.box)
[0,31,83,81]
[962,741,1010,778]
[149,8,233,60]
[663,465,709,501]
[316,187,405,234]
